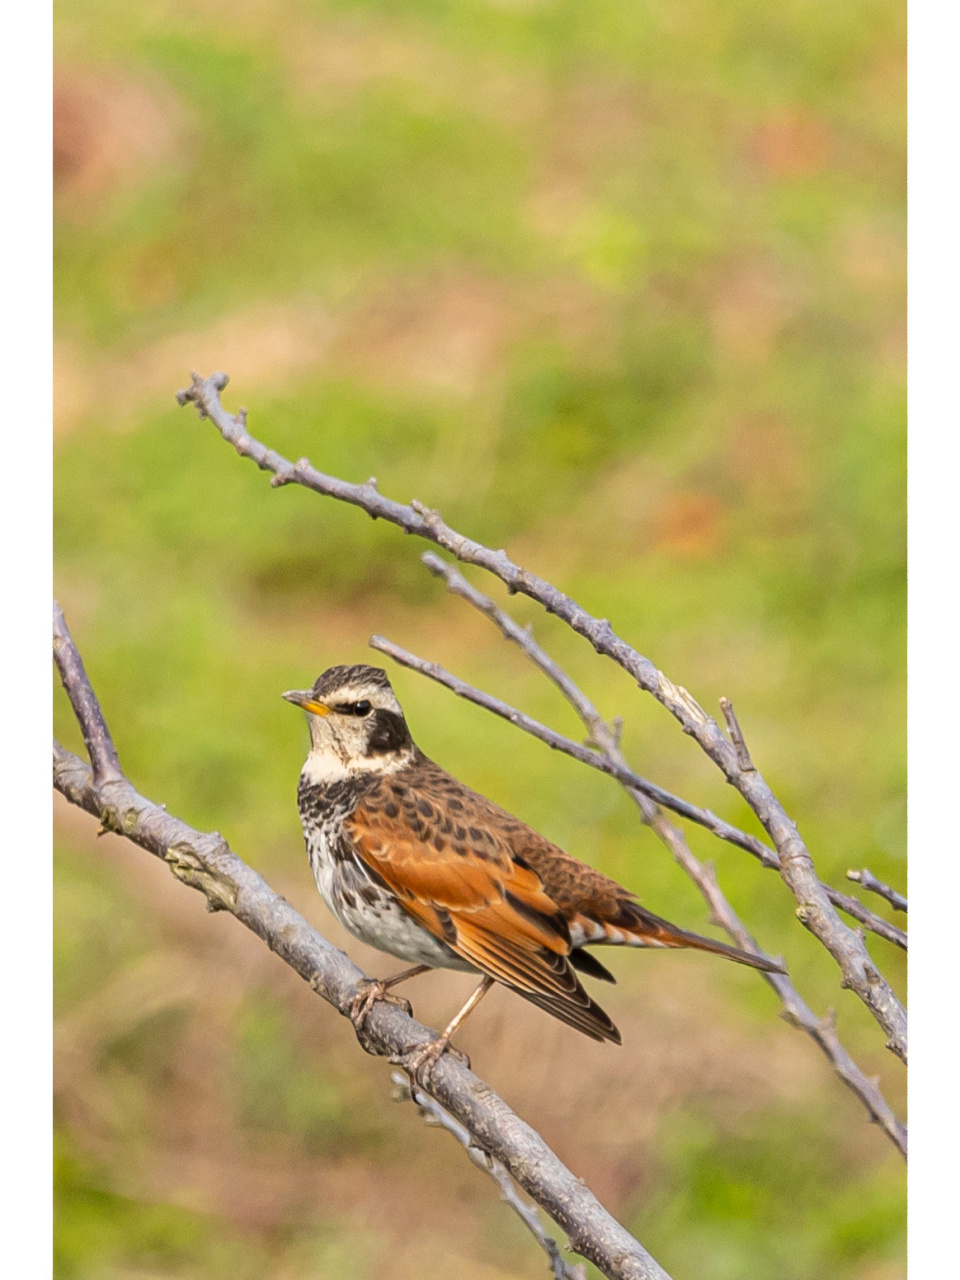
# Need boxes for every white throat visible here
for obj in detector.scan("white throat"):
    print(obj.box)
[300,743,414,785]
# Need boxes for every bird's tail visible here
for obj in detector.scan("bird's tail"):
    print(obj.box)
[572,900,786,975]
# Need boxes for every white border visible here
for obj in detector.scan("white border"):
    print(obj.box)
[2,3,54,1275]
[908,0,958,1270]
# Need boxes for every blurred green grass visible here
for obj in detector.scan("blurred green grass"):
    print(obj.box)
[54,0,905,1277]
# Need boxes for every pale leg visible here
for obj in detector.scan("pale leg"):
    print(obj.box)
[406,976,495,1087]
[348,964,431,1030]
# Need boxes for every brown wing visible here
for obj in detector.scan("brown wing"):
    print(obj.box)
[343,763,620,1043]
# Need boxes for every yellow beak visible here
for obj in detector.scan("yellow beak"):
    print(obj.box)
[282,689,331,716]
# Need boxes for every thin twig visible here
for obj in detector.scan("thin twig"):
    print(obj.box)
[417,555,904,953]
[678,855,908,1158]
[369,634,777,864]
[411,553,907,1159]
[828,888,907,949]
[391,1074,587,1280]
[370,634,905,954]
[178,372,906,1064]
[52,610,669,1280]
[53,602,122,784]
[847,869,907,913]
[719,697,755,772]
[368,634,783,865]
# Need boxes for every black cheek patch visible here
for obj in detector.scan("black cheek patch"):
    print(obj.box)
[366,709,413,754]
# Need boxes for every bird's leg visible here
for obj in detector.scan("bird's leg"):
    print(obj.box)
[348,964,430,1034]
[406,976,494,1089]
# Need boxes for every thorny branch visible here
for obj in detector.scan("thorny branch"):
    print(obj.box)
[826,889,906,950]
[391,1074,587,1280]
[407,554,907,1159]
[848,869,907,914]
[177,372,907,1065]
[52,603,670,1280]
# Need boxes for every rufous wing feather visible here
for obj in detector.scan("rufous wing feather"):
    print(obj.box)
[343,775,621,1043]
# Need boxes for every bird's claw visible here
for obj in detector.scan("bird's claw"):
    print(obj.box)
[405,1036,471,1090]
[348,979,413,1040]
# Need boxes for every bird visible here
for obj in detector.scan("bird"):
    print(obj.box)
[284,663,785,1082]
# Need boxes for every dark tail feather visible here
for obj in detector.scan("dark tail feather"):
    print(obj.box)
[569,948,617,983]
[661,924,786,974]
[597,901,787,975]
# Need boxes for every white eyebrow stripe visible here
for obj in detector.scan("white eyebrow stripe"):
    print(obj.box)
[318,685,403,714]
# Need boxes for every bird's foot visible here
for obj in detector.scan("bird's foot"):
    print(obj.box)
[348,979,413,1040]
[404,1035,471,1090]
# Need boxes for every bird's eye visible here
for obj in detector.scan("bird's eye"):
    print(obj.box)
[332,699,374,716]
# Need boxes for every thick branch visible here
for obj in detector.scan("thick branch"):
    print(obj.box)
[392,1074,587,1280]
[52,622,670,1280]
[411,553,907,1158]
[847,869,907,913]
[178,372,905,1063]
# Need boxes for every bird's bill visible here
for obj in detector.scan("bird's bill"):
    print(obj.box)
[282,689,331,716]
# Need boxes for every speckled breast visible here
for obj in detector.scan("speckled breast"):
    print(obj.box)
[297,775,473,971]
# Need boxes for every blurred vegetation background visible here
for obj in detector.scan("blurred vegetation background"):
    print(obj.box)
[53,1,905,1277]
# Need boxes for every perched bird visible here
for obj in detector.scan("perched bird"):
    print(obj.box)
[284,664,785,1081]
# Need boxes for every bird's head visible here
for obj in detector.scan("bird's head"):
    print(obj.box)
[283,664,414,779]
